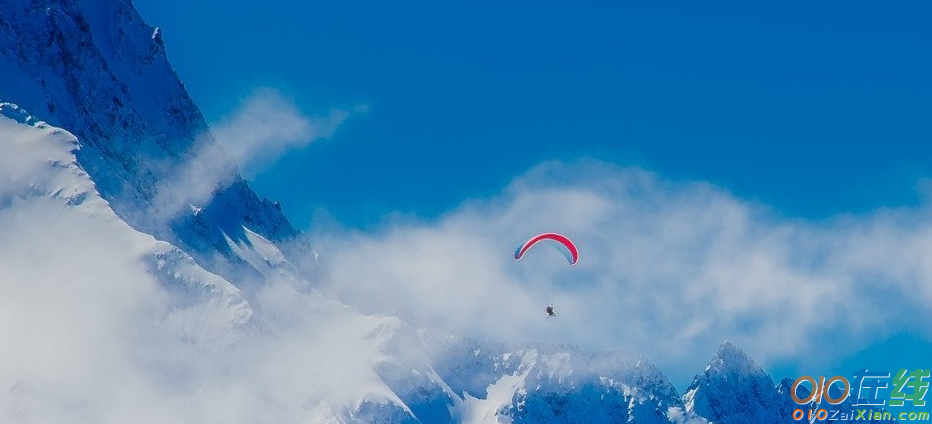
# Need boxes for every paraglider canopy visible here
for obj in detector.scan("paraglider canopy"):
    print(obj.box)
[514,233,579,265]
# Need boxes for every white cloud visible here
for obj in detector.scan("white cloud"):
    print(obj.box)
[212,89,351,177]
[314,159,932,383]
[150,88,354,220]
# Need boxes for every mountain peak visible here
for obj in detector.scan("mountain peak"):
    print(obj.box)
[683,341,781,424]
[717,339,738,353]
[706,340,766,378]
[713,340,742,360]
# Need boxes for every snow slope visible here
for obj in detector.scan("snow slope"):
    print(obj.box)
[0,104,248,421]
[0,102,250,344]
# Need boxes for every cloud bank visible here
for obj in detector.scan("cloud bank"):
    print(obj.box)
[314,160,932,381]
[5,107,931,421]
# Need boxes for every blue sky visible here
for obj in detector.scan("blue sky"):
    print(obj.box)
[136,0,932,228]
[134,0,932,394]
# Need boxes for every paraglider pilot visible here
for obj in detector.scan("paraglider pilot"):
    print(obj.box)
[545,304,556,318]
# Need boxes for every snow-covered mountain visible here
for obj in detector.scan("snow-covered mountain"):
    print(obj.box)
[0,1,894,423]
[462,346,705,424]
[0,2,406,422]
[0,0,309,290]
[683,341,784,424]
[684,342,897,424]
[0,101,251,339]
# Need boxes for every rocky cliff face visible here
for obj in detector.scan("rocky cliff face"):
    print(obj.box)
[0,0,307,289]
[683,341,784,424]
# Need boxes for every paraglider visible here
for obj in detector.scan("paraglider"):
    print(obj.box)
[514,232,578,319]
[513,232,579,265]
